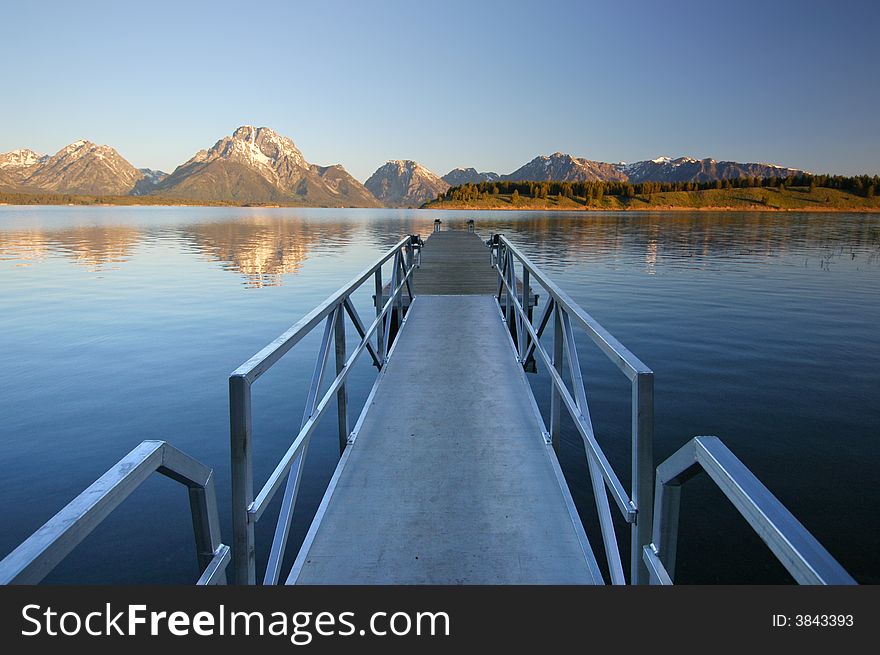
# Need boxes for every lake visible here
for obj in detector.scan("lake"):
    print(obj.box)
[0,206,877,584]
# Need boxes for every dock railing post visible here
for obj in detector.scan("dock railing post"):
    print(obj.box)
[467,219,475,233]
[375,268,385,365]
[394,252,403,329]
[433,219,441,233]
[550,305,563,453]
[631,371,654,584]
[230,374,255,584]
[520,268,530,361]
[335,304,349,455]
[505,250,514,329]
[406,240,415,296]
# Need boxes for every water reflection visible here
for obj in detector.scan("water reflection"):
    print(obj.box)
[1,210,878,285]
[178,217,357,287]
[0,225,140,271]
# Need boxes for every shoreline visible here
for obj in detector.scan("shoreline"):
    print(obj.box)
[423,204,880,213]
[1,201,878,213]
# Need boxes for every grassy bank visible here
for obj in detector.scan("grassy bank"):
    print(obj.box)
[423,186,880,212]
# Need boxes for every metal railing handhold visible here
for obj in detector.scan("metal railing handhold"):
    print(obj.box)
[230,235,419,584]
[433,219,442,233]
[0,440,229,585]
[642,436,856,585]
[490,233,653,585]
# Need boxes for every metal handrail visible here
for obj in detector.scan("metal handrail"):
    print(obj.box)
[490,233,654,585]
[642,436,856,585]
[0,440,229,585]
[230,234,420,584]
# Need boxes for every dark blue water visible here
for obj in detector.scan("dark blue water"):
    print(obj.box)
[0,207,877,584]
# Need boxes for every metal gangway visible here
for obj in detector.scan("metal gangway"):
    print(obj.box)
[0,227,856,586]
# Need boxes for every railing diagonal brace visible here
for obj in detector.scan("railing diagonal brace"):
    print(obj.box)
[263,308,337,585]
[343,298,382,370]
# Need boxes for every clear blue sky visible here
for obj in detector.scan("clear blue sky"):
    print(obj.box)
[1,0,877,180]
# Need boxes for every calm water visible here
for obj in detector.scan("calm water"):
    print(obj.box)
[0,207,877,584]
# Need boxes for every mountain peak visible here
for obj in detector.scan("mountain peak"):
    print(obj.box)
[442,167,500,185]
[193,125,308,174]
[0,148,47,169]
[1,140,145,195]
[504,152,627,182]
[61,140,94,154]
[386,159,423,171]
[152,126,378,206]
[365,160,449,207]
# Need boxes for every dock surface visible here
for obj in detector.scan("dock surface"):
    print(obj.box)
[290,232,600,584]
[413,230,498,295]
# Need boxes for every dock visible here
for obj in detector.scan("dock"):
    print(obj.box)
[290,232,599,583]
[291,295,599,583]
[380,229,538,309]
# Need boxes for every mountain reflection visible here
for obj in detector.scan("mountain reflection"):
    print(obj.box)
[0,225,139,271]
[178,217,356,287]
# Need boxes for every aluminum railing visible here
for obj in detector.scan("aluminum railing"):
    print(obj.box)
[229,234,421,584]
[642,436,856,585]
[489,233,654,585]
[0,440,229,585]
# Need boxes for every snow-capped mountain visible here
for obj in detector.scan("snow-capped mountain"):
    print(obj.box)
[26,141,145,195]
[442,167,500,186]
[152,126,379,206]
[620,156,803,183]
[0,148,48,170]
[0,141,147,195]
[0,148,49,189]
[365,160,450,207]
[502,153,628,183]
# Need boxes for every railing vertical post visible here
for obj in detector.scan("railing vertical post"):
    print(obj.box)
[187,469,225,582]
[631,371,654,585]
[505,250,514,329]
[653,477,681,581]
[550,306,563,452]
[395,251,404,329]
[520,267,530,361]
[374,268,384,365]
[495,242,503,300]
[406,240,415,296]
[334,304,349,456]
[229,374,255,584]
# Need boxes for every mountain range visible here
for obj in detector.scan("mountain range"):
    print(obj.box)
[1,125,806,207]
